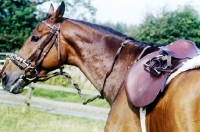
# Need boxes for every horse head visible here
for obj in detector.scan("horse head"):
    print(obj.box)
[1,1,158,105]
[2,2,67,93]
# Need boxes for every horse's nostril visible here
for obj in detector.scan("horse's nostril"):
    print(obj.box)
[2,72,6,79]
[2,72,7,85]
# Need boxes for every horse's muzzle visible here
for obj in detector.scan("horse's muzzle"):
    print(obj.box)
[2,72,9,90]
[9,78,24,94]
[2,72,25,94]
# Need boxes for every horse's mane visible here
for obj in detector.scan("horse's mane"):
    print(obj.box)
[69,19,127,38]
[43,15,161,48]
[68,18,162,48]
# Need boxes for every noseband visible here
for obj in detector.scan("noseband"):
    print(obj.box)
[8,21,62,81]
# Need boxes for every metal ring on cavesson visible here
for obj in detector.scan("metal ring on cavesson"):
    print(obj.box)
[23,66,38,81]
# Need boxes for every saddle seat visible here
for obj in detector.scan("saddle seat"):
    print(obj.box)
[125,40,200,107]
[160,39,200,58]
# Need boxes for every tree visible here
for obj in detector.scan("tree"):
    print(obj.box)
[0,0,44,52]
[0,0,97,52]
[131,5,200,47]
[54,0,96,22]
[100,21,137,37]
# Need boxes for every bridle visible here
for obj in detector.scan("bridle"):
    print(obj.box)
[8,21,63,81]
[5,20,151,104]
[6,20,102,104]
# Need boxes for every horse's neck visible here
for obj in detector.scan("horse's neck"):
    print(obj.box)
[74,40,141,104]
[63,20,141,104]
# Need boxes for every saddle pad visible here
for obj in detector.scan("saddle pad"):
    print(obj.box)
[125,51,169,107]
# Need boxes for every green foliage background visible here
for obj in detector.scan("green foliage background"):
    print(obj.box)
[0,0,96,52]
[1,1,200,51]
[1,1,200,89]
[102,5,200,47]
[0,0,39,52]
[132,5,200,47]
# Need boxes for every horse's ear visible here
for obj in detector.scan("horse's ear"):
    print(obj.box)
[47,4,54,15]
[53,1,65,22]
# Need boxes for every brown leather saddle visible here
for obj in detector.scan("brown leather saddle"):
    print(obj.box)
[125,40,200,107]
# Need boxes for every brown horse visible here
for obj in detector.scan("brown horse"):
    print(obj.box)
[2,2,200,132]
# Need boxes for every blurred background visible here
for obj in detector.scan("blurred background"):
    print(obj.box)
[1,0,200,131]
[1,0,200,52]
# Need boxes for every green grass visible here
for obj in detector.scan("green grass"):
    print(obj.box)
[20,66,110,108]
[38,69,95,91]
[19,68,110,108]
[0,65,108,131]
[22,88,110,108]
[0,105,105,132]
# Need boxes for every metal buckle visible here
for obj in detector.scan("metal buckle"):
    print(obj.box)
[23,66,38,81]
[143,55,165,76]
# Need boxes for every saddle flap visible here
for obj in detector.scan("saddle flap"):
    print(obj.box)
[125,51,168,107]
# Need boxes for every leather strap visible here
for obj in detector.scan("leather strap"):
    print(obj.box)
[100,39,131,98]
[7,21,62,81]
[136,46,151,62]
[25,22,61,78]
[99,41,152,99]
[27,24,59,64]
[34,35,57,70]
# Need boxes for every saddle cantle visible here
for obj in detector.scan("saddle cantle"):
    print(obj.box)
[125,40,200,107]
[160,39,200,58]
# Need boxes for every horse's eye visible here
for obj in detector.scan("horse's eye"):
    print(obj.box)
[31,35,40,42]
